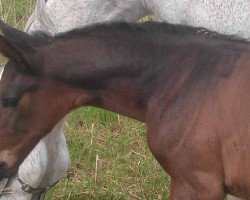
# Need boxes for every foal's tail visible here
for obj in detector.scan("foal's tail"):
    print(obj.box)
[24,0,54,33]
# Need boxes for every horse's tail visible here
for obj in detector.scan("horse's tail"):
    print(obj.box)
[24,0,54,33]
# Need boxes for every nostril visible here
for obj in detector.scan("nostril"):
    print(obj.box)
[0,157,19,181]
[0,161,10,180]
[0,161,7,174]
[0,160,18,180]
[0,161,7,170]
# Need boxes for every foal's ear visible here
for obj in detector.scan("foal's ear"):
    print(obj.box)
[0,20,36,66]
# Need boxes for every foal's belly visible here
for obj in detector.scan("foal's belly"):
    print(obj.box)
[153,0,250,39]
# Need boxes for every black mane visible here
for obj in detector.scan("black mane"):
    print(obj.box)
[44,21,249,44]
[30,31,53,44]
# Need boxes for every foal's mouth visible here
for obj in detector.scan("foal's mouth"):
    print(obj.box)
[0,161,18,181]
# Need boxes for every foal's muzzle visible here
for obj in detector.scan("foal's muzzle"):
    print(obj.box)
[0,161,18,181]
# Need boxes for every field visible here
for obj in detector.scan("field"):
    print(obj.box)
[0,0,170,199]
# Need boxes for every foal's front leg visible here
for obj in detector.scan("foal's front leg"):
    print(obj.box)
[147,141,226,199]
[227,195,243,200]
[146,127,226,200]
[168,176,225,200]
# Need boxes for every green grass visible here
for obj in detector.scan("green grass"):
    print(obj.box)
[46,108,169,199]
[1,1,170,199]
[0,0,35,65]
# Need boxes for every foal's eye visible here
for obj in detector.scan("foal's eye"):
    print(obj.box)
[2,98,19,108]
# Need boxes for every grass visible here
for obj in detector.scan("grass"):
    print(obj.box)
[0,0,35,65]
[1,1,170,199]
[47,108,169,200]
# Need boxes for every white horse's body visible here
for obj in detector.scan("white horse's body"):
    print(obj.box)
[29,0,250,39]
[1,0,249,199]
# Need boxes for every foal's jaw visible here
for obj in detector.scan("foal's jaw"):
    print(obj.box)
[0,150,18,167]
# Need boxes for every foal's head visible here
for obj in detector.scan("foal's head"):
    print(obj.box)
[0,21,86,179]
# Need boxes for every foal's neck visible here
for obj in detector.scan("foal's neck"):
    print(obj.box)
[44,31,160,121]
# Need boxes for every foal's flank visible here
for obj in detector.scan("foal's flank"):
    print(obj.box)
[0,20,250,199]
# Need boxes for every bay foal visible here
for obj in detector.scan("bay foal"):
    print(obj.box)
[23,1,250,199]
[0,20,250,199]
